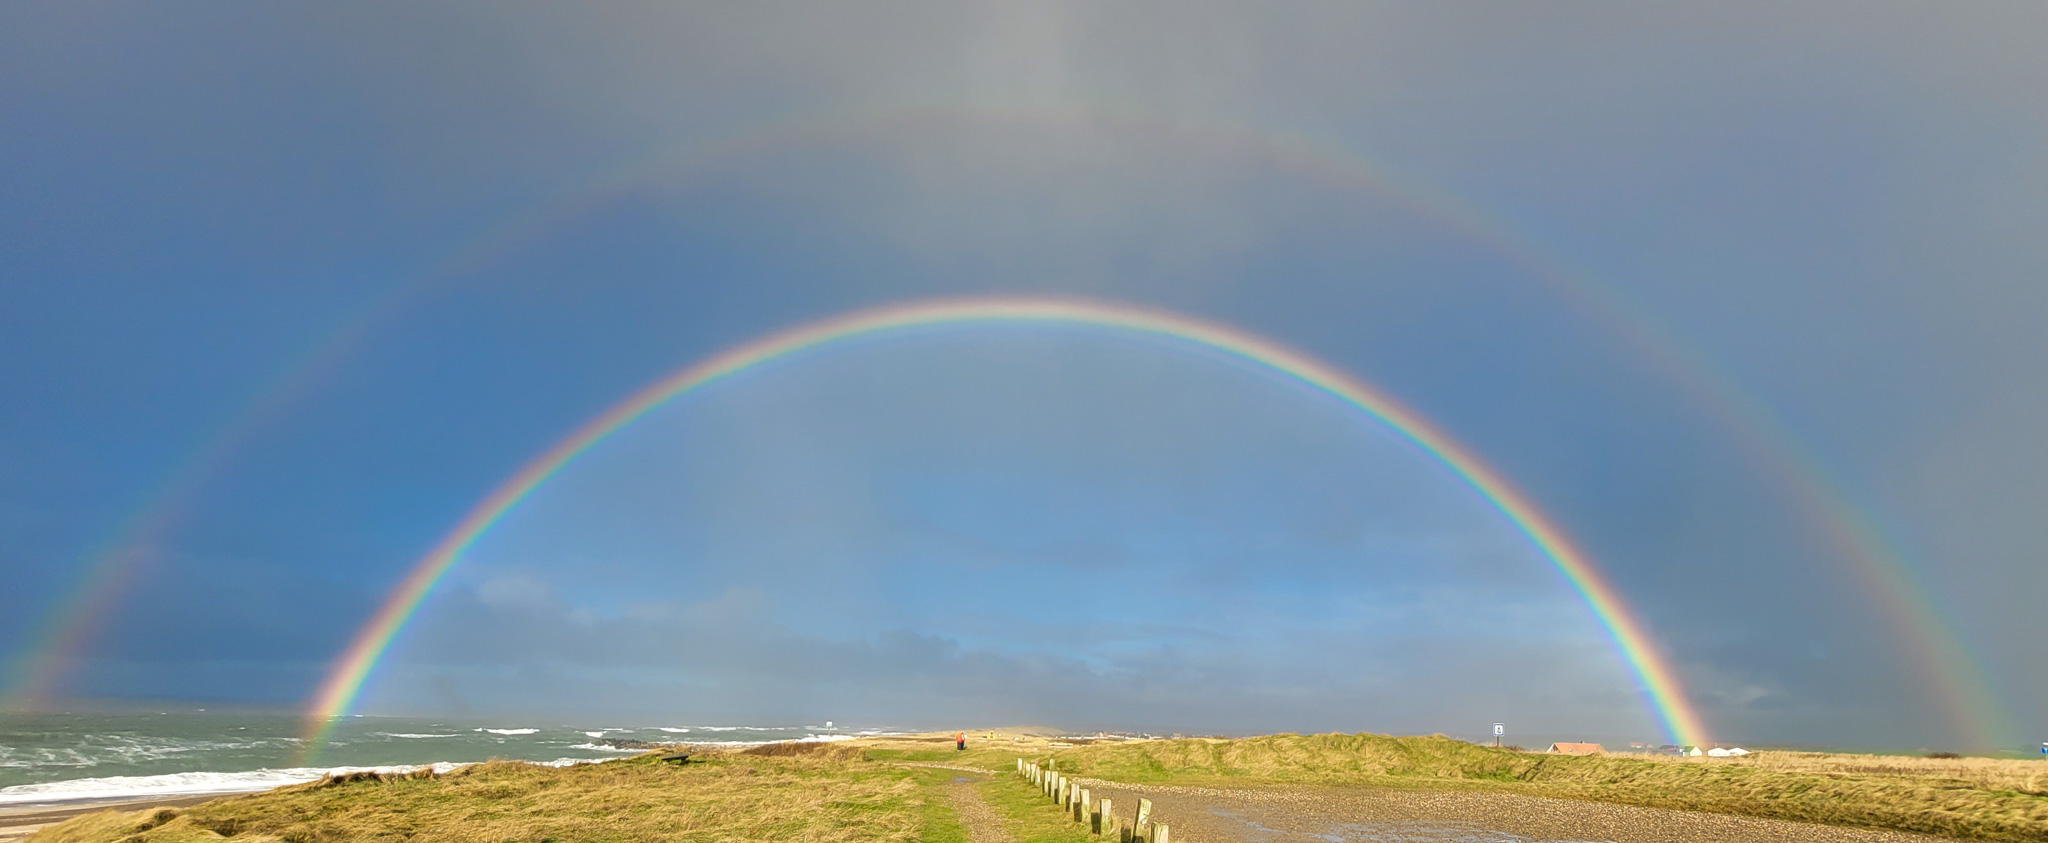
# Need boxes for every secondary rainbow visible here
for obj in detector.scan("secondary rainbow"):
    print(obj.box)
[302,296,1710,756]
[18,102,1998,744]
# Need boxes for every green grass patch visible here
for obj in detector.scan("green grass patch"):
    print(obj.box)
[977,774,1099,843]
[904,767,973,843]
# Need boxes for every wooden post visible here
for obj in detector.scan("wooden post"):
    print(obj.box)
[1154,823,1170,843]
[1099,798,1113,838]
[1134,798,1153,843]
[1077,788,1091,824]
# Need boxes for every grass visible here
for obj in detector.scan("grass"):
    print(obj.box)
[33,751,934,843]
[974,775,1098,843]
[984,733,2048,841]
[34,734,2048,842]
[905,768,972,843]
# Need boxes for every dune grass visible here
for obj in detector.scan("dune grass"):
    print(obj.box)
[33,751,941,843]
[34,734,2048,842]
[937,733,2048,841]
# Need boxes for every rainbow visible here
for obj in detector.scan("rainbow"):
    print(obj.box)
[302,296,1711,757]
[20,101,2001,745]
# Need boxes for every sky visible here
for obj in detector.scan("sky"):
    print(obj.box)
[2,2,2045,751]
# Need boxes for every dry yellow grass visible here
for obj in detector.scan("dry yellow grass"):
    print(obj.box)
[1703,751,2048,796]
[32,734,2048,842]
[31,751,948,843]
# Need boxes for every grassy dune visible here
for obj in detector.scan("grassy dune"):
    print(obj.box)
[33,733,2048,842]
[33,749,962,843]
[914,733,2048,841]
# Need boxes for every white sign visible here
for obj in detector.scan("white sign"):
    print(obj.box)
[1493,723,1505,737]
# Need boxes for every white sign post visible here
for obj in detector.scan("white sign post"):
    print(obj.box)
[1493,723,1504,747]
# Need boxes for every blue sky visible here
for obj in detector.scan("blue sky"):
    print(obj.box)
[3,3,2045,750]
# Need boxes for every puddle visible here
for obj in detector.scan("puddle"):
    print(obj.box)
[1209,807,1612,843]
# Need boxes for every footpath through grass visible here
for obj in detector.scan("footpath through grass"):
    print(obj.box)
[919,732,2048,841]
[973,774,1097,843]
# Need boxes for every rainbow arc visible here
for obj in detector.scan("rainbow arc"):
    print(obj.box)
[300,296,1711,759]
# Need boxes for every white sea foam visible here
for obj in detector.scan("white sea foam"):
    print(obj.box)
[567,743,642,753]
[655,727,691,734]
[684,734,863,748]
[0,763,452,806]
[0,758,619,806]
[0,737,297,770]
[380,733,459,740]
[474,728,538,735]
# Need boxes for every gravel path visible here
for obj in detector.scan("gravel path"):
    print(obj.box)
[940,772,1014,843]
[1072,778,1958,843]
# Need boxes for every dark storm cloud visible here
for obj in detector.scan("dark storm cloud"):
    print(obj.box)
[3,2,2045,750]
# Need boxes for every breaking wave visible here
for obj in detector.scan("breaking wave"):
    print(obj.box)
[0,757,619,806]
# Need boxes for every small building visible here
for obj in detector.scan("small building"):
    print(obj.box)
[1547,742,1605,756]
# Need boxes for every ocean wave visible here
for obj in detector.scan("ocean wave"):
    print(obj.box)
[474,728,539,736]
[379,733,459,740]
[654,727,691,733]
[0,763,454,805]
[684,734,862,747]
[566,743,643,753]
[0,737,298,770]
[0,758,618,806]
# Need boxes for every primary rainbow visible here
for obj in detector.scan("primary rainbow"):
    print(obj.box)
[305,295,1710,755]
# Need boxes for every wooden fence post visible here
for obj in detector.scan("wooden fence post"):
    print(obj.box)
[1077,787,1091,824]
[1100,798,1114,839]
[1134,798,1153,843]
[1154,823,1170,843]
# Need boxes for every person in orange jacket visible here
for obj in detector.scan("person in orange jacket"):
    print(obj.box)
[955,731,966,751]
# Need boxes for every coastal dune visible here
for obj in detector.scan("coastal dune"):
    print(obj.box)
[18,731,2047,842]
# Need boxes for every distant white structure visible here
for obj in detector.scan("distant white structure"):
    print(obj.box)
[1693,746,1751,757]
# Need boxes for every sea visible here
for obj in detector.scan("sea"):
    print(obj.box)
[0,710,886,807]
